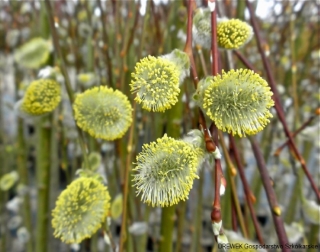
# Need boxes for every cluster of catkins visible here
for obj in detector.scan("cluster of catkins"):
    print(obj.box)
[14,8,274,245]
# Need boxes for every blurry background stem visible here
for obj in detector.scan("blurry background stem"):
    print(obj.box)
[35,115,52,252]
[190,169,204,252]
[119,104,136,252]
[0,74,8,252]
[44,0,90,169]
[249,136,289,250]
[17,119,33,252]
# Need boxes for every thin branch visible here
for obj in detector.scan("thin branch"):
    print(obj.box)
[233,50,258,73]
[274,113,318,156]
[210,0,219,76]
[229,135,265,245]
[249,136,290,250]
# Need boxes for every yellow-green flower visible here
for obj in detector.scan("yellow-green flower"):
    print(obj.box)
[217,19,253,49]
[52,177,111,244]
[73,86,132,141]
[196,69,274,137]
[132,134,203,207]
[14,37,50,69]
[0,171,19,191]
[130,56,180,112]
[21,79,61,116]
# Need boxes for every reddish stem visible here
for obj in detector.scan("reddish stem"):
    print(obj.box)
[208,0,224,231]
[213,159,222,210]
[249,136,290,250]
[210,0,219,76]
[184,0,217,147]
[231,197,238,232]
[233,50,258,73]
[274,114,317,156]
[229,135,265,245]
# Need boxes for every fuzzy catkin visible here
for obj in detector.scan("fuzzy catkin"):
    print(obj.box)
[52,178,111,244]
[73,86,133,141]
[196,69,274,137]
[132,134,204,207]
[130,56,180,112]
[21,79,61,116]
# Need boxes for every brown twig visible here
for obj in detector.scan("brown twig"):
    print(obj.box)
[229,135,265,245]
[207,2,225,238]
[233,50,258,73]
[212,159,222,221]
[231,197,238,232]
[249,136,290,250]
[210,0,219,76]
[183,0,214,138]
[274,113,318,156]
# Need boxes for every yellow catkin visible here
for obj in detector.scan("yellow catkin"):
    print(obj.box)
[198,69,274,137]
[21,79,61,115]
[52,178,111,244]
[130,56,180,112]
[217,19,253,49]
[73,86,133,141]
[132,134,203,207]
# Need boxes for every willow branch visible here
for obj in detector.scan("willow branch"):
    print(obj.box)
[249,136,290,249]
[210,0,219,76]
[229,135,265,245]
[274,112,318,156]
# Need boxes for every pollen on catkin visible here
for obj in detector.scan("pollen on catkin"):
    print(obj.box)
[52,177,111,244]
[196,69,274,137]
[21,79,61,116]
[130,56,180,112]
[132,134,203,207]
[217,19,253,49]
[14,37,50,69]
[73,86,133,141]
